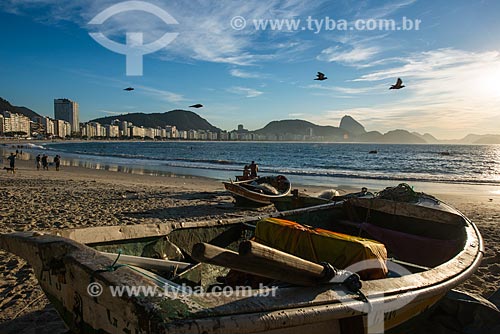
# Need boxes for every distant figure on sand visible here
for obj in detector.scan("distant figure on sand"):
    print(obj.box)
[54,155,61,171]
[7,153,16,169]
[249,161,258,178]
[41,154,49,170]
[36,154,41,170]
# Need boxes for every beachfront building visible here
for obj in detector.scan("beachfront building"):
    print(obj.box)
[0,111,31,137]
[219,131,229,141]
[81,122,99,138]
[144,127,155,139]
[130,126,145,138]
[120,121,129,137]
[165,125,177,139]
[104,124,120,138]
[188,129,198,140]
[54,119,71,138]
[40,116,55,136]
[54,98,79,135]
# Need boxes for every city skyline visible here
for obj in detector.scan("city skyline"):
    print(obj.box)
[0,1,499,139]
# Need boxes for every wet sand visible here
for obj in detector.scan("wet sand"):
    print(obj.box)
[0,158,499,333]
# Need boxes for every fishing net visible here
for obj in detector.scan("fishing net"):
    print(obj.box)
[376,183,421,202]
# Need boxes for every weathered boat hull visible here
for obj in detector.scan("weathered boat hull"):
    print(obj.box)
[0,196,483,333]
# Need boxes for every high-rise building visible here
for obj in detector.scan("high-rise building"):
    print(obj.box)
[54,98,79,134]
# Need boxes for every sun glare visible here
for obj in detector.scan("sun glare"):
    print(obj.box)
[472,64,500,100]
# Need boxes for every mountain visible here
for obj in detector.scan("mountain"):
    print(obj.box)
[473,135,500,144]
[255,119,426,143]
[355,129,425,143]
[339,115,366,136]
[356,131,384,142]
[458,134,485,144]
[90,110,220,132]
[254,120,347,139]
[412,132,439,144]
[381,130,426,143]
[0,97,41,119]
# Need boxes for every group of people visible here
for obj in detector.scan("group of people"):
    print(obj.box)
[35,154,61,171]
[242,161,259,180]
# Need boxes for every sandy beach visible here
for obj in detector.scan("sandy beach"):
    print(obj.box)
[0,157,499,333]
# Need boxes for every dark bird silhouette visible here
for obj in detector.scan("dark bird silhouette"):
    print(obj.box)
[189,104,204,108]
[124,87,135,91]
[314,72,328,81]
[389,78,405,90]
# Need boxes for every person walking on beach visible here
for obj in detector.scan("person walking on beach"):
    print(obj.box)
[35,154,41,170]
[7,153,16,171]
[41,154,49,170]
[249,161,258,178]
[54,155,61,171]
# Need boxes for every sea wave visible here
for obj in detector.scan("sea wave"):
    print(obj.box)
[39,141,500,186]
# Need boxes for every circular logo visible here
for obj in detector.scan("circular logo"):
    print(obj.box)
[87,282,104,297]
[231,16,247,30]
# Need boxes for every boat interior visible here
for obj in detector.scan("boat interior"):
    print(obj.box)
[86,197,468,292]
[237,175,291,195]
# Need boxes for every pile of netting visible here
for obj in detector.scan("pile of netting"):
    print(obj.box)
[376,183,436,203]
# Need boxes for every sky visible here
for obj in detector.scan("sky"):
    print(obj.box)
[0,0,499,139]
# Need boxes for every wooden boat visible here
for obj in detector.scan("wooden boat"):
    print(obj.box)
[272,188,375,211]
[223,175,292,206]
[0,190,483,334]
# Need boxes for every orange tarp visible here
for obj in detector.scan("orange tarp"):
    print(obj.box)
[255,218,388,280]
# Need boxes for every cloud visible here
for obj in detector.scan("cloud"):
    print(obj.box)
[353,0,418,20]
[312,48,500,138]
[305,83,384,95]
[134,85,186,103]
[1,0,328,65]
[227,86,263,98]
[229,69,265,79]
[317,45,380,65]
[98,109,127,115]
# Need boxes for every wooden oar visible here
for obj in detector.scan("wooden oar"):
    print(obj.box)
[191,241,331,286]
[100,252,191,272]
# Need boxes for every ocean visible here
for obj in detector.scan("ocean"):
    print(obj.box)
[16,141,498,190]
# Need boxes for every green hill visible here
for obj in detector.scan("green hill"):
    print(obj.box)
[254,119,347,139]
[0,97,41,119]
[90,110,220,132]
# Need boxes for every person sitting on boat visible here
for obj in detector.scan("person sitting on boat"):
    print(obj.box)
[242,165,251,180]
[249,161,258,178]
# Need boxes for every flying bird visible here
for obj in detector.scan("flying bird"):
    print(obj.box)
[124,87,135,91]
[389,78,405,90]
[189,104,204,108]
[314,72,328,81]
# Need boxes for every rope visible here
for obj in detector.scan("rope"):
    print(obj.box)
[376,183,420,203]
[90,249,126,286]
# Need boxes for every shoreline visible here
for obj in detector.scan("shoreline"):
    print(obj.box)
[2,144,499,197]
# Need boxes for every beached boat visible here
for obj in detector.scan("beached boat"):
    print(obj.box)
[272,188,375,211]
[0,187,483,334]
[223,175,292,206]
